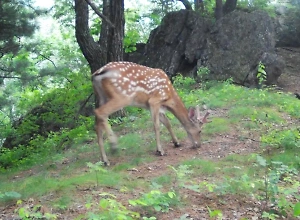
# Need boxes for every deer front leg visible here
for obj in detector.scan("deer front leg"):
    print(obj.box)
[149,102,164,156]
[159,113,180,147]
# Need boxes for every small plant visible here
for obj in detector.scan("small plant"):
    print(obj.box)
[255,155,300,217]
[172,74,196,90]
[85,193,140,220]
[15,200,57,220]
[87,161,107,187]
[129,190,176,213]
[196,66,210,85]
[257,61,267,88]
[261,211,279,220]
[261,128,300,150]
[169,165,193,188]
[0,191,21,202]
[207,206,223,219]
[294,202,300,217]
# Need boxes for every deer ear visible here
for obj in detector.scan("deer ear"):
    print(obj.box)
[188,107,196,121]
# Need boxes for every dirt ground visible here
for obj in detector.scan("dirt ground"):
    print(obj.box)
[1,47,299,220]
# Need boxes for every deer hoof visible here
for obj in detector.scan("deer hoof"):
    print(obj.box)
[192,143,201,149]
[110,147,118,154]
[103,161,110,166]
[110,143,118,154]
[156,150,164,156]
[173,142,181,148]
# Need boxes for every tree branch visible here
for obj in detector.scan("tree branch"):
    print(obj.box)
[84,0,115,28]
[178,0,193,10]
[74,0,102,72]
[36,53,57,68]
[0,75,23,79]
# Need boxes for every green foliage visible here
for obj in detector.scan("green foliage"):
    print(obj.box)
[173,75,197,90]
[261,128,300,149]
[169,165,194,189]
[261,211,279,220]
[0,69,93,169]
[1,71,300,219]
[182,159,217,175]
[129,190,176,213]
[254,155,300,216]
[237,0,275,16]
[0,0,39,54]
[207,206,223,219]
[257,61,267,88]
[124,9,145,52]
[204,117,231,135]
[87,161,107,187]
[86,193,140,220]
[15,200,57,220]
[294,202,300,217]
[196,66,211,88]
[0,191,21,204]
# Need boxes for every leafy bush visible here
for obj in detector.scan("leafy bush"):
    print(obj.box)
[261,128,300,149]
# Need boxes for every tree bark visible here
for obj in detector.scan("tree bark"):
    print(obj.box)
[99,0,124,64]
[74,0,103,72]
[74,0,124,71]
[215,0,223,20]
[74,0,125,113]
[178,0,193,10]
[223,0,237,15]
[194,0,204,12]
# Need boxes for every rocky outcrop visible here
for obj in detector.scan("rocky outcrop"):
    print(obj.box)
[127,9,285,87]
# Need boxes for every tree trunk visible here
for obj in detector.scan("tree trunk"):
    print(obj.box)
[215,0,223,20]
[194,0,204,13]
[74,0,125,114]
[223,0,237,15]
[100,0,125,117]
[75,0,124,72]
[74,0,103,72]
[100,0,124,63]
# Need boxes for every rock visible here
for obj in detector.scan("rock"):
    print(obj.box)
[206,10,284,86]
[128,9,285,87]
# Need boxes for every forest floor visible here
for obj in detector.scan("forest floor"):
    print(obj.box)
[1,47,300,220]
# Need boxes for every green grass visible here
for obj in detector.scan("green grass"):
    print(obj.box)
[152,174,173,185]
[181,159,217,176]
[204,117,231,135]
[1,79,300,219]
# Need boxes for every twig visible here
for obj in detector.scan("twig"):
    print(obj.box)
[84,0,115,28]
[280,47,300,53]
[36,53,57,69]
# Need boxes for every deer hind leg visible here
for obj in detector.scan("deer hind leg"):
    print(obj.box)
[159,113,180,147]
[95,117,111,166]
[94,99,126,164]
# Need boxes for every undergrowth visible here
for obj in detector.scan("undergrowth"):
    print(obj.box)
[0,75,300,219]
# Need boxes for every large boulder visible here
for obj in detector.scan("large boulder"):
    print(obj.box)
[129,9,285,87]
[143,9,211,78]
[206,10,285,86]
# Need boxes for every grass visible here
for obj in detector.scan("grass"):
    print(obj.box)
[204,117,231,135]
[1,78,300,219]
[181,159,217,176]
